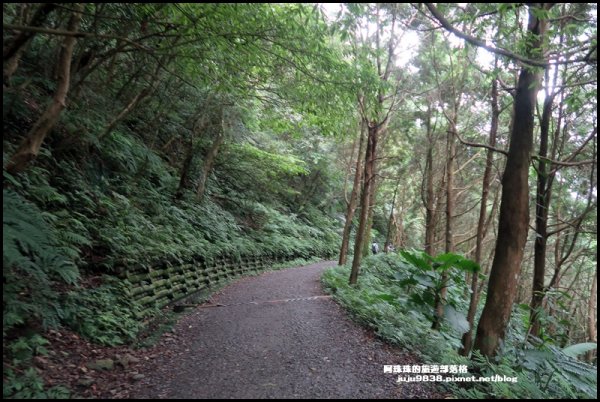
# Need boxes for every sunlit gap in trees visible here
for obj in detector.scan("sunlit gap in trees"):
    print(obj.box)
[321,3,507,76]
[320,2,419,70]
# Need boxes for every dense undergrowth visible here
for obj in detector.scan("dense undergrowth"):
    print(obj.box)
[5,3,595,399]
[4,81,343,399]
[322,253,597,399]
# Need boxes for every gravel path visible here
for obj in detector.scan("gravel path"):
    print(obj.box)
[132,261,440,399]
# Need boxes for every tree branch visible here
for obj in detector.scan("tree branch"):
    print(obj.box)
[3,23,152,51]
[424,3,548,68]
[453,130,508,156]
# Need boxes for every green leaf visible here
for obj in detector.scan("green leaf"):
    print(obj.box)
[522,349,553,370]
[444,305,470,334]
[400,250,431,271]
[414,273,434,287]
[562,343,597,358]
[374,293,397,304]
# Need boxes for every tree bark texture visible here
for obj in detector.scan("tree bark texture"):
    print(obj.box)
[461,73,499,356]
[6,4,83,175]
[3,4,57,85]
[339,122,366,265]
[349,122,378,285]
[474,4,550,358]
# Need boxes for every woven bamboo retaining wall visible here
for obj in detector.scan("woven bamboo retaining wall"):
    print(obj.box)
[123,253,308,313]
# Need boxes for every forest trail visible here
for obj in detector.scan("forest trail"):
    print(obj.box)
[131,261,439,398]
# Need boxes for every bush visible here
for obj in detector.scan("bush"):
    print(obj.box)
[62,278,145,346]
[322,253,597,399]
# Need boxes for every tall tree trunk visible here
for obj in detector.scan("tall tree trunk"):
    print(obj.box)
[362,173,379,257]
[349,122,378,285]
[461,70,499,356]
[424,107,436,255]
[433,121,456,330]
[529,92,554,338]
[339,121,366,265]
[384,184,399,252]
[343,123,360,204]
[349,2,395,279]
[530,53,568,337]
[444,127,455,256]
[395,209,405,249]
[474,4,550,358]
[587,268,597,363]
[6,4,83,175]
[430,171,446,256]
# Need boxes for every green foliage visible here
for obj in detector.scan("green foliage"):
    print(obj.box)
[4,4,345,360]
[6,335,49,366]
[452,341,598,399]
[562,342,598,358]
[321,254,465,353]
[395,250,478,332]
[322,253,597,399]
[3,367,70,399]
[3,188,80,333]
[62,278,145,346]
[519,344,597,397]
[3,334,70,399]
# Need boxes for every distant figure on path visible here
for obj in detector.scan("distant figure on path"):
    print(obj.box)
[371,242,379,255]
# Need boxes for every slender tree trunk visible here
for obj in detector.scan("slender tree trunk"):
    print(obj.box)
[100,37,182,141]
[4,43,30,88]
[105,43,121,88]
[445,125,457,254]
[6,4,83,175]
[424,107,436,255]
[175,135,196,200]
[430,171,446,256]
[71,42,129,100]
[339,121,366,265]
[197,108,225,202]
[529,93,554,338]
[474,4,550,358]
[461,71,499,356]
[3,3,57,86]
[433,121,456,330]
[395,209,405,248]
[586,268,597,362]
[362,173,379,257]
[349,122,378,285]
[343,124,360,204]
[173,110,209,199]
[196,133,224,201]
[114,64,146,101]
[384,184,399,252]
[99,87,152,140]
[530,59,569,337]
[348,3,395,279]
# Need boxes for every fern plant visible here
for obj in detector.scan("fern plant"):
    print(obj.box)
[3,189,79,333]
[323,254,598,399]
[62,278,145,346]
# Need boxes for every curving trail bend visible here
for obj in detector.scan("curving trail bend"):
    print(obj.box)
[132,261,438,399]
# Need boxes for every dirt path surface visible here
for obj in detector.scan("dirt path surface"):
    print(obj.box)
[131,261,440,399]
